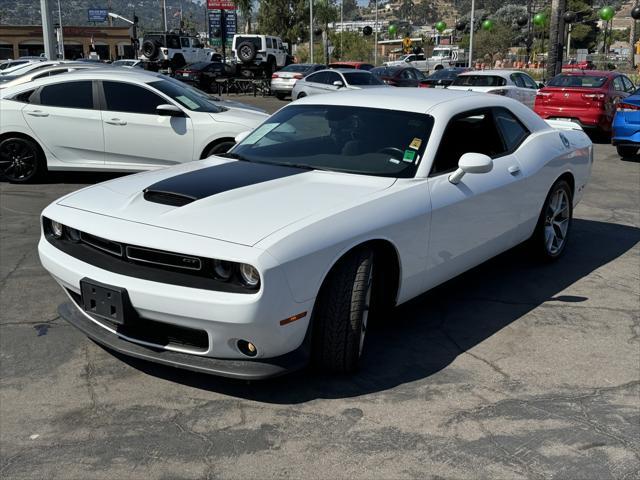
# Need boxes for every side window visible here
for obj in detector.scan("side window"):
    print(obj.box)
[510,73,525,88]
[417,54,426,61]
[325,71,342,85]
[13,89,36,103]
[613,76,625,92]
[306,72,327,84]
[404,69,417,80]
[361,64,374,71]
[103,81,166,114]
[180,37,190,48]
[266,38,273,49]
[493,108,529,152]
[622,76,635,92]
[521,74,538,89]
[39,81,93,109]
[431,109,506,176]
[167,36,181,49]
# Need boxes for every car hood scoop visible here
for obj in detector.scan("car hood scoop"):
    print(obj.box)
[58,157,396,247]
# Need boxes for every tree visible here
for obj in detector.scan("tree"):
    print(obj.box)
[341,0,358,21]
[235,0,253,34]
[257,0,308,43]
[460,23,515,63]
[413,1,437,25]
[493,5,528,28]
[398,0,414,23]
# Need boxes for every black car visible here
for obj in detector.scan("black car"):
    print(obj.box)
[370,66,428,87]
[421,67,473,88]
[174,62,234,91]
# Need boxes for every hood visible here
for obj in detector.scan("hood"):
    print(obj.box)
[209,107,269,129]
[447,85,504,93]
[57,157,396,247]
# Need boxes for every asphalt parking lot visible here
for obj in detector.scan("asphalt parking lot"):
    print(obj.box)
[1,94,639,480]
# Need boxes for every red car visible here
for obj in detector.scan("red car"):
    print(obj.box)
[327,61,375,71]
[534,71,636,135]
[562,60,596,71]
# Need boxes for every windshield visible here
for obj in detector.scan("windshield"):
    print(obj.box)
[547,75,608,88]
[452,75,506,87]
[428,68,461,80]
[231,105,433,178]
[371,66,399,77]
[343,72,383,85]
[149,79,224,112]
[235,36,262,49]
[281,64,313,72]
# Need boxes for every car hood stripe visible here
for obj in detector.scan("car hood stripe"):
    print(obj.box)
[143,160,306,206]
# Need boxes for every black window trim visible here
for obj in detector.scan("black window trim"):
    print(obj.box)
[428,107,530,178]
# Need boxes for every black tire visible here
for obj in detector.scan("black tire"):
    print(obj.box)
[0,136,45,183]
[616,145,638,158]
[529,179,573,261]
[171,54,186,70]
[263,57,275,78]
[141,40,159,60]
[237,41,257,63]
[312,248,374,373]
[296,92,307,100]
[275,92,287,100]
[204,141,235,157]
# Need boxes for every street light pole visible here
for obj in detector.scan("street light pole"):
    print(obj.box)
[468,0,475,67]
[374,0,378,65]
[340,0,343,58]
[40,0,56,60]
[310,0,314,63]
[57,0,64,59]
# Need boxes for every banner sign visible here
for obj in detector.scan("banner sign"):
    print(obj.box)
[207,0,236,10]
[88,8,108,23]
[208,10,237,47]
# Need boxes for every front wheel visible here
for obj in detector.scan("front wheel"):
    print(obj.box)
[529,180,573,261]
[312,248,374,373]
[616,145,638,158]
[0,137,45,183]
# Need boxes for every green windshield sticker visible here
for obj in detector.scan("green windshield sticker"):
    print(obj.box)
[175,95,199,110]
[402,149,416,163]
[241,123,279,145]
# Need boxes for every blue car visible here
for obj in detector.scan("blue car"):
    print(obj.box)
[612,90,640,157]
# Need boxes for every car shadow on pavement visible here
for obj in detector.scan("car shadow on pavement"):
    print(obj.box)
[114,218,640,402]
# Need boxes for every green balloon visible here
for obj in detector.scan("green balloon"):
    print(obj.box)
[599,6,615,21]
[482,19,494,31]
[435,21,447,33]
[388,24,397,35]
[533,13,546,26]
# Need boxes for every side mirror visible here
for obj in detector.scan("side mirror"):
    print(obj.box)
[448,153,493,184]
[333,80,344,88]
[156,104,184,117]
[538,82,545,89]
[235,130,251,143]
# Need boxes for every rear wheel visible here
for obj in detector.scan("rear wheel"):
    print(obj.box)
[275,92,287,100]
[529,180,573,261]
[0,137,45,183]
[616,145,638,157]
[312,247,374,373]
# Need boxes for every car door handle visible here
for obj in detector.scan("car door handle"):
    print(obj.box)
[26,110,49,117]
[105,118,127,126]
[508,165,521,175]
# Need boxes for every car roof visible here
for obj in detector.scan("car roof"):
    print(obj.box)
[555,70,618,77]
[458,70,521,78]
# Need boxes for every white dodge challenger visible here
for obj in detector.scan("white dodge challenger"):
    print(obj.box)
[38,89,593,379]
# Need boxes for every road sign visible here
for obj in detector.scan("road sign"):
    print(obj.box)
[207,0,236,9]
[208,10,237,47]
[88,8,108,23]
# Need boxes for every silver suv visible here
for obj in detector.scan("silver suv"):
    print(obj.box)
[232,35,290,78]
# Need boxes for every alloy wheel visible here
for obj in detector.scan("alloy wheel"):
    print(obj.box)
[544,189,570,255]
[0,139,38,181]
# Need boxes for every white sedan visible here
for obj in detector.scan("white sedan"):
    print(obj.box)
[448,69,541,108]
[38,89,592,379]
[0,69,268,182]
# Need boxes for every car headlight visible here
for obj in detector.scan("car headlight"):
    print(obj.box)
[239,263,260,287]
[50,220,63,238]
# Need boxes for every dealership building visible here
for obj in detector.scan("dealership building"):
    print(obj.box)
[0,25,133,60]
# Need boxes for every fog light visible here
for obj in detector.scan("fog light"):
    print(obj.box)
[237,339,257,357]
[213,259,233,281]
[67,227,81,242]
[51,220,63,238]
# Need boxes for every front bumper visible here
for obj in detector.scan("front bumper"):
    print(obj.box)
[58,300,310,379]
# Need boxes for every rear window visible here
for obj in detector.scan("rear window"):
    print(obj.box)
[371,67,400,77]
[235,36,262,49]
[547,75,608,88]
[452,75,506,87]
[343,72,383,85]
[428,69,461,80]
[280,64,312,73]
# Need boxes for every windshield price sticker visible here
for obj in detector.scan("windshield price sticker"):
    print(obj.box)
[409,138,422,150]
[403,150,417,163]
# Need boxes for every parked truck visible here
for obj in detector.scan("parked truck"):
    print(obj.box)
[384,46,468,73]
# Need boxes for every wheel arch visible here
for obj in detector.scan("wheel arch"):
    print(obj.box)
[556,170,576,198]
[199,137,236,159]
[0,131,46,163]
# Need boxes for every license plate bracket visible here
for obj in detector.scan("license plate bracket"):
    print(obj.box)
[80,278,133,325]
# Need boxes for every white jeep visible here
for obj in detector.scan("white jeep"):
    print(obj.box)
[232,34,290,78]
[139,32,215,70]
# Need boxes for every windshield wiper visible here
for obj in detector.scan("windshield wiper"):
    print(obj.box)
[218,152,250,161]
